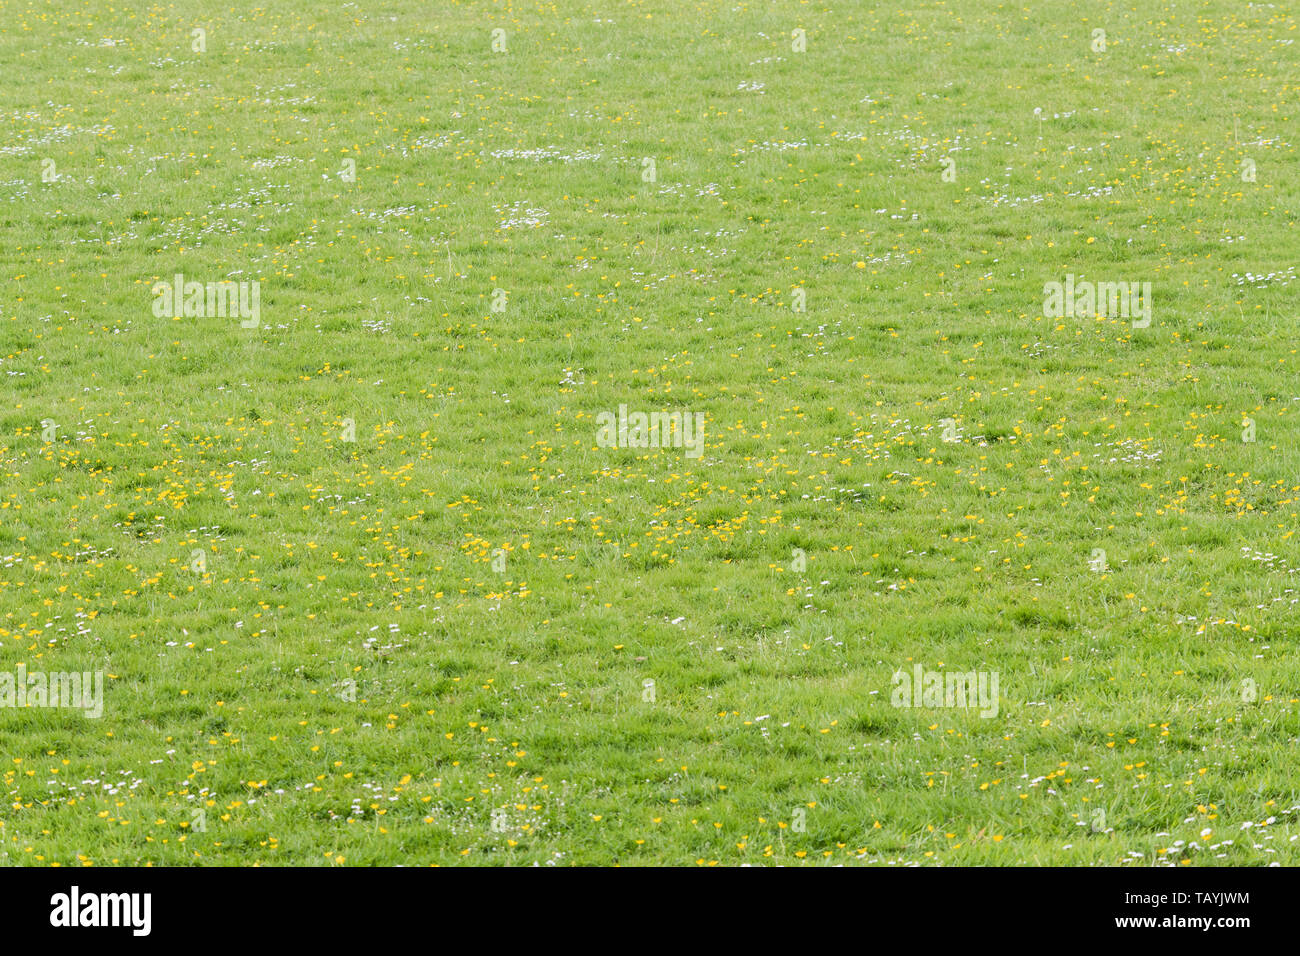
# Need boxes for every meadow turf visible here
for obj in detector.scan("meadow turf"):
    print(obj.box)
[0,0,1298,866]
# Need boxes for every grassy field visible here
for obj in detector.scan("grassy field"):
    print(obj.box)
[1,0,1298,866]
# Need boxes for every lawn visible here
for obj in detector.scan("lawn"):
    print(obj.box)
[1,0,1298,866]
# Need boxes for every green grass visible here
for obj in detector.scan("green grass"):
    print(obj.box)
[1,0,1298,866]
